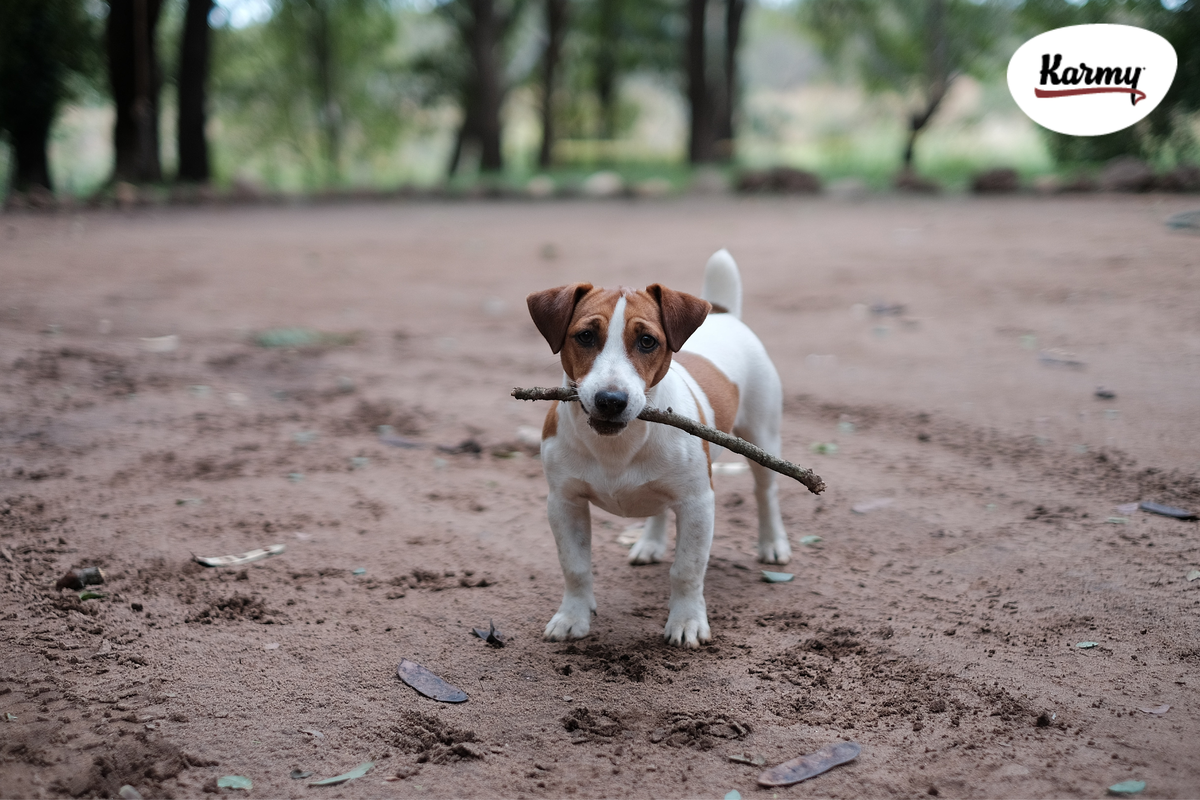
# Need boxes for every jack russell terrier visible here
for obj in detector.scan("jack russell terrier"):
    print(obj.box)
[526,249,790,648]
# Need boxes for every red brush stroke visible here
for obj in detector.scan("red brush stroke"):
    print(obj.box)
[1035,86,1147,105]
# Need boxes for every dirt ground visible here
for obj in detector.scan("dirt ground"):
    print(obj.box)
[1,195,1198,799]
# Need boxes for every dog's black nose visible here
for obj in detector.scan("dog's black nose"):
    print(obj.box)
[594,391,628,417]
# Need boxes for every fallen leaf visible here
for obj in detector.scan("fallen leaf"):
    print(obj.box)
[799,535,823,545]
[216,776,252,790]
[470,621,506,648]
[290,770,313,780]
[1137,704,1170,716]
[729,753,767,766]
[118,786,143,800]
[352,568,366,575]
[300,728,324,739]
[761,571,794,583]
[809,442,839,455]
[309,762,373,786]
[4,713,16,722]
[1186,570,1200,582]
[1138,501,1198,521]
[1076,641,1098,649]
[758,741,861,787]
[397,658,468,703]
[1108,779,1146,795]
[264,643,280,651]
[78,590,106,601]
[1115,502,1139,515]
[725,791,743,800]
[192,544,285,568]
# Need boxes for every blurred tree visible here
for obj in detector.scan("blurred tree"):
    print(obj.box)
[436,0,529,175]
[177,0,214,182]
[538,0,568,168]
[687,0,744,163]
[109,0,166,183]
[213,0,404,186]
[801,0,1006,173]
[1018,0,1200,167]
[0,0,97,194]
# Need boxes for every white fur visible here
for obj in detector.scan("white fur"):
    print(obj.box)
[540,250,791,648]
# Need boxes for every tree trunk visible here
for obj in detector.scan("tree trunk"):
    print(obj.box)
[310,0,341,184]
[714,0,744,160]
[108,0,164,183]
[686,0,714,164]
[903,0,949,171]
[9,112,55,193]
[469,0,504,172]
[538,0,567,169]
[594,0,618,140]
[176,0,213,183]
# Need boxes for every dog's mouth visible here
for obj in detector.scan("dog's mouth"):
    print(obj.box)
[587,417,627,436]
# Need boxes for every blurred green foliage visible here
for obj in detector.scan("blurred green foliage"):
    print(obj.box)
[1017,0,1200,168]
[211,0,408,187]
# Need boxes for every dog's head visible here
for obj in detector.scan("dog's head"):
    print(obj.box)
[527,284,711,435]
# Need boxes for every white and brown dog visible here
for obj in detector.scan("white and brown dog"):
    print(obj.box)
[526,249,790,648]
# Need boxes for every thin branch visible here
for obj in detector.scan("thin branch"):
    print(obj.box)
[512,386,826,495]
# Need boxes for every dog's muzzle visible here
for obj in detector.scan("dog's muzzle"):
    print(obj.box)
[587,390,629,436]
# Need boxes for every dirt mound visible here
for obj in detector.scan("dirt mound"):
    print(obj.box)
[388,711,483,763]
[561,707,625,742]
[53,734,204,798]
[648,713,751,749]
[185,593,277,624]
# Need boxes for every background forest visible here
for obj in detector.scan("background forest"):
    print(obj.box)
[1,0,1199,203]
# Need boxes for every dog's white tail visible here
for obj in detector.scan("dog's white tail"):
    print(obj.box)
[702,249,742,320]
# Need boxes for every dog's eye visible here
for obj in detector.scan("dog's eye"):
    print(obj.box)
[574,330,596,347]
[637,334,658,353]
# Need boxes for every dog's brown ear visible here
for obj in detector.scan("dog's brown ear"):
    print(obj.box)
[646,284,711,352]
[527,283,594,354]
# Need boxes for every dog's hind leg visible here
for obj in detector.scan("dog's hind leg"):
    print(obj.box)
[736,422,792,565]
[628,512,669,564]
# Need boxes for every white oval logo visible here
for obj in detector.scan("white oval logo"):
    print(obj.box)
[1007,24,1177,136]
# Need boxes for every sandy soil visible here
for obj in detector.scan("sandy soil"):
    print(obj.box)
[1,195,1199,799]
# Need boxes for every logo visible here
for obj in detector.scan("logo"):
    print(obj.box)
[1008,24,1177,136]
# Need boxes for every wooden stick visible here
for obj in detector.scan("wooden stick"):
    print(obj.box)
[512,386,826,495]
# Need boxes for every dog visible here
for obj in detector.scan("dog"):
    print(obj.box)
[526,249,790,648]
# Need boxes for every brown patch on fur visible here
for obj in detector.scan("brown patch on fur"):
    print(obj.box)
[527,283,594,354]
[559,288,621,382]
[674,352,739,434]
[542,401,559,440]
[620,289,675,388]
[646,284,711,352]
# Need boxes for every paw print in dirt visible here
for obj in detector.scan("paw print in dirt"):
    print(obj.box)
[648,713,751,750]
[560,707,624,744]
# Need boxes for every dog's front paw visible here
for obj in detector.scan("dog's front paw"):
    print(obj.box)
[543,601,593,641]
[628,535,667,565]
[758,538,792,565]
[663,604,711,649]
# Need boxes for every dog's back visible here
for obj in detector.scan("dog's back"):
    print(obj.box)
[678,250,783,438]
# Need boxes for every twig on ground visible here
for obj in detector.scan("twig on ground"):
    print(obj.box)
[512,386,826,495]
